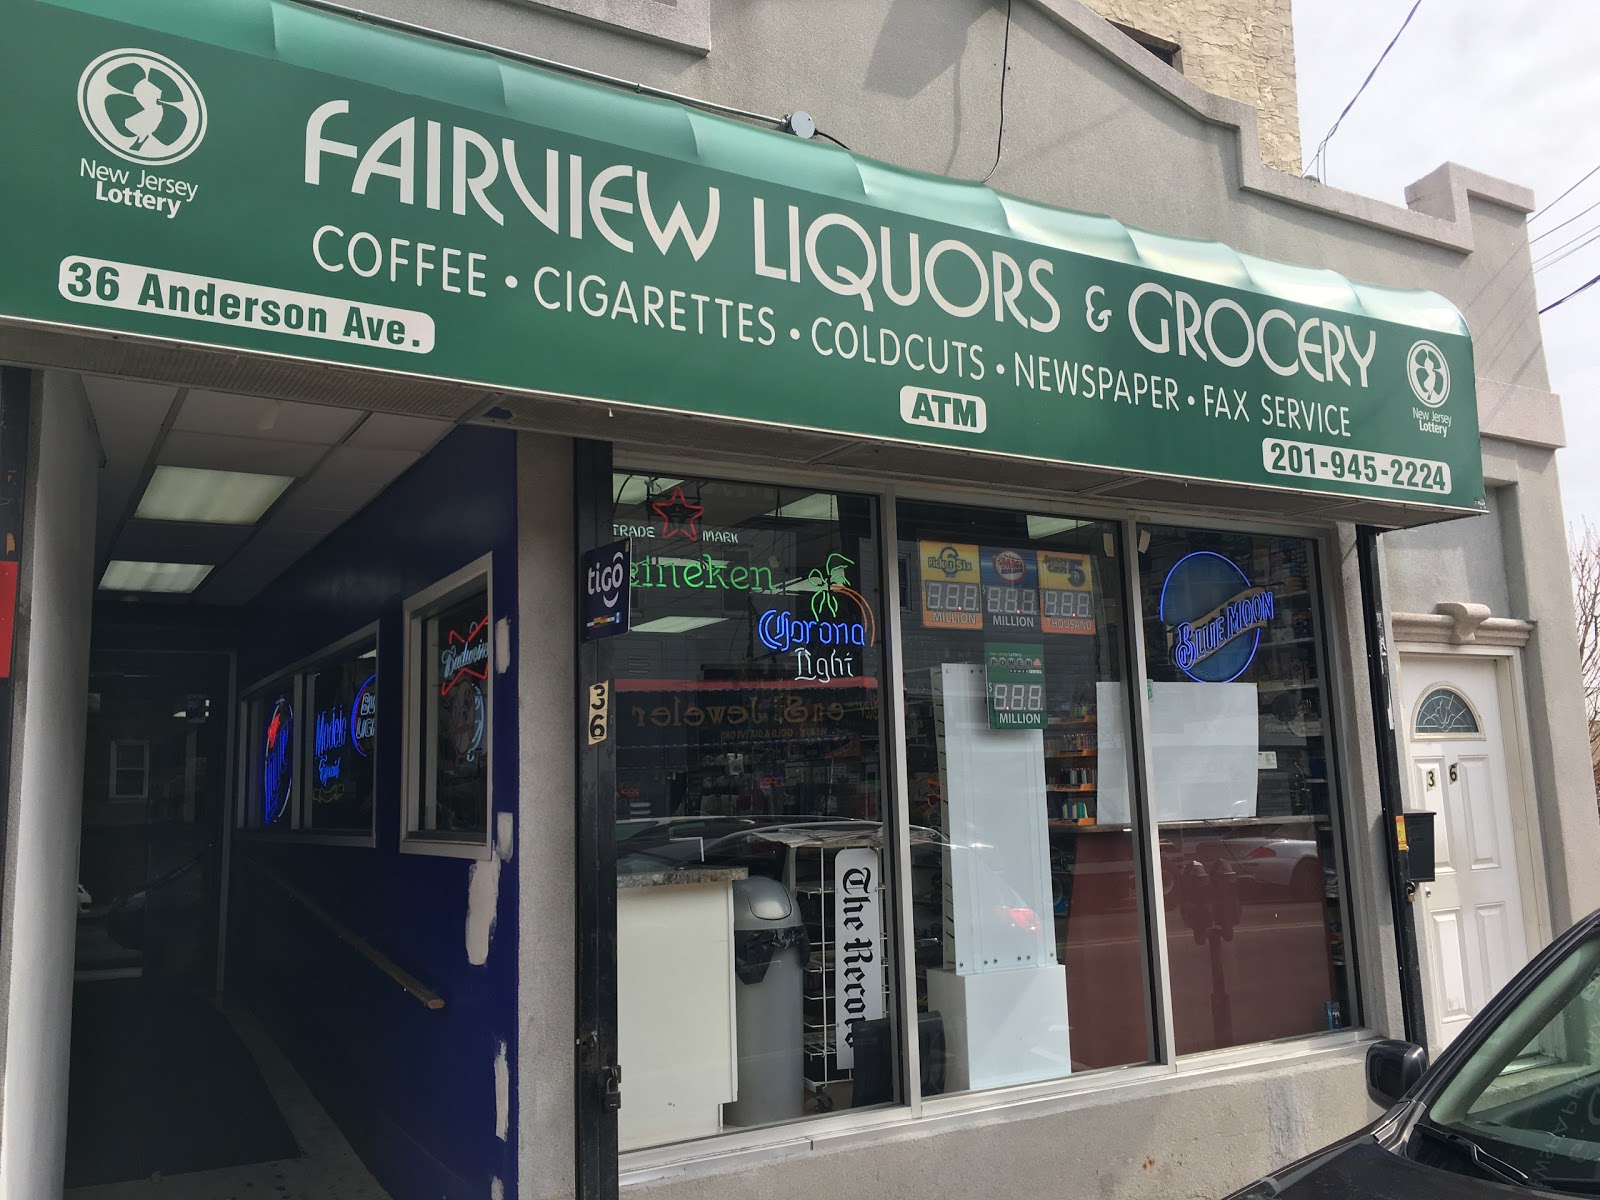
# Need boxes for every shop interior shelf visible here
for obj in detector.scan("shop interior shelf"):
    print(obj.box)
[1261,727,1325,745]
[1047,820,1133,833]
[1046,784,1096,794]
[1158,813,1330,829]
[1045,749,1098,758]
[1257,679,1320,694]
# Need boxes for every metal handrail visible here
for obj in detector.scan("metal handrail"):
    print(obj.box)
[249,861,446,1010]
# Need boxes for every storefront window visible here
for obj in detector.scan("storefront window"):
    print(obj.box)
[304,636,378,836]
[1138,525,1354,1053]
[896,501,1153,1091]
[405,562,492,845]
[611,472,896,1149]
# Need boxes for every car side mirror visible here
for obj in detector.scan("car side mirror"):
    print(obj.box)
[1366,1039,1429,1108]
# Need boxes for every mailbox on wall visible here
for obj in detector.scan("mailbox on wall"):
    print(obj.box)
[1398,810,1438,885]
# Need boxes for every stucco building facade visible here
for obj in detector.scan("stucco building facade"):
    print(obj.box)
[0,1,1590,1198]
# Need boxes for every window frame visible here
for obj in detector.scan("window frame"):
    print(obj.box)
[608,453,1375,1174]
[298,621,382,847]
[1411,683,1487,740]
[401,554,495,861]
[108,738,151,803]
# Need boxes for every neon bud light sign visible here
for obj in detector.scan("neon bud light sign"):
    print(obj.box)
[1159,551,1276,683]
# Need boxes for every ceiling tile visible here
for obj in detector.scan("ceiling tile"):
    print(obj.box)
[345,412,453,452]
[82,375,180,561]
[115,519,255,564]
[158,430,329,477]
[290,445,419,509]
[176,390,363,444]
[199,529,325,605]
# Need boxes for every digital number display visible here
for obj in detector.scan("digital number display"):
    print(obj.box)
[1042,589,1094,619]
[990,682,1045,712]
[984,586,1038,616]
[924,580,981,612]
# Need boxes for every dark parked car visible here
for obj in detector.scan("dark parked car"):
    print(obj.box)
[1226,908,1600,1197]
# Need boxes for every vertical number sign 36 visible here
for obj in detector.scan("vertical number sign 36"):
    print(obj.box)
[587,681,610,746]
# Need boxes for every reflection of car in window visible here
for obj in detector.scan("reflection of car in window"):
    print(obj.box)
[1226,907,1600,1198]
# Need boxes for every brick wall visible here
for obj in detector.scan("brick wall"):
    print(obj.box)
[1082,0,1302,174]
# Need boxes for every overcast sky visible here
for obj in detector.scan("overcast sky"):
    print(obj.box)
[1292,1,1600,534]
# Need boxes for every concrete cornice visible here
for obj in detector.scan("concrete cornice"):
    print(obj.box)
[1478,378,1566,450]
[1391,608,1534,647]
[1025,0,1533,254]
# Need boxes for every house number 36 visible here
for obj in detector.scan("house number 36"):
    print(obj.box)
[587,681,610,746]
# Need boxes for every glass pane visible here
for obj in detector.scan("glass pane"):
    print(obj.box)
[308,645,378,834]
[896,500,1152,1091]
[1419,935,1600,1189]
[1138,526,1353,1053]
[421,589,489,837]
[1416,688,1479,735]
[611,473,896,1149]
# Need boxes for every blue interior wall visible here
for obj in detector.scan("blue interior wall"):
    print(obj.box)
[228,424,519,1199]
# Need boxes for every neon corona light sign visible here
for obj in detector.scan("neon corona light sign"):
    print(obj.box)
[1159,551,1276,684]
[261,695,293,824]
[756,554,877,683]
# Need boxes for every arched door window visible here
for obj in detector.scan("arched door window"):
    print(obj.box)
[1413,686,1482,738]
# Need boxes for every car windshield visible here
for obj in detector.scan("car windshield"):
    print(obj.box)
[1420,932,1600,1192]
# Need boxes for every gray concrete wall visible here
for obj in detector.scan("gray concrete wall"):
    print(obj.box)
[629,1050,1374,1200]
[1385,487,1513,618]
[516,431,577,1200]
[1483,441,1599,931]
[0,371,100,1197]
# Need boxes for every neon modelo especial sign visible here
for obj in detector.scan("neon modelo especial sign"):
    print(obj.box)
[313,671,377,791]
[1159,551,1276,684]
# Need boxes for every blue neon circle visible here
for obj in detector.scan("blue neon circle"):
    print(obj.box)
[1158,551,1260,684]
[261,696,293,824]
[351,672,377,758]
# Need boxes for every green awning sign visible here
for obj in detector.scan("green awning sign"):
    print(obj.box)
[0,0,1485,513]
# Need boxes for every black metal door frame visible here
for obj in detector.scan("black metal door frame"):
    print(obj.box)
[574,438,619,1200]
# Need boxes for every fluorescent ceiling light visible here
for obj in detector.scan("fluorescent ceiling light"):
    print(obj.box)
[766,493,839,521]
[1027,515,1090,540]
[613,475,683,507]
[135,465,293,525]
[629,615,727,635]
[100,560,214,594]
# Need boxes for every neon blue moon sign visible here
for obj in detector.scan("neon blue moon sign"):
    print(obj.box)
[1159,551,1276,683]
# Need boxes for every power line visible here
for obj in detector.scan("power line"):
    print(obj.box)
[1540,270,1600,315]
[1531,195,1600,244]
[1535,225,1600,274]
[1305,0,1424,182]
[1532,162,1600,222]
[980,0,1014,184]
[1533,215,1600,267]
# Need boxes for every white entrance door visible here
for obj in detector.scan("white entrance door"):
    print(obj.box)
[1400,655,1529,1048]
